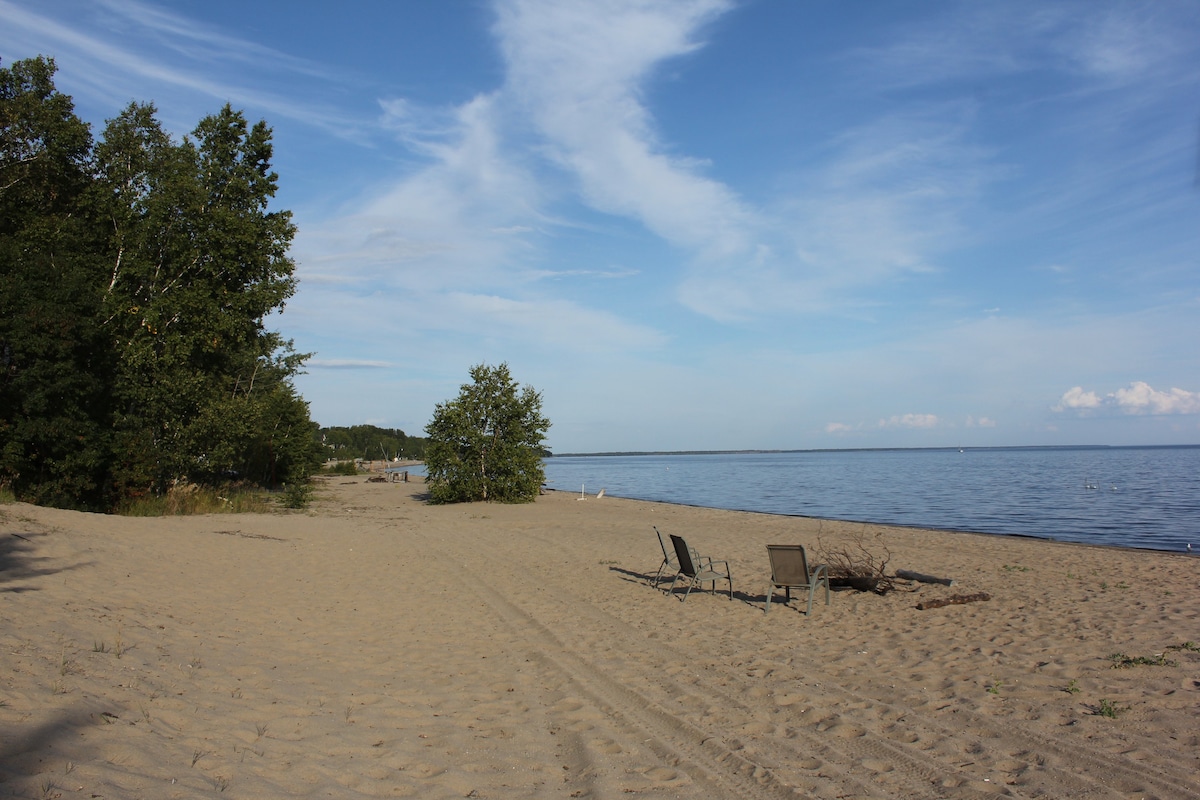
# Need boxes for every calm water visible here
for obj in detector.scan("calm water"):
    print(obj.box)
[542,447,1200,553]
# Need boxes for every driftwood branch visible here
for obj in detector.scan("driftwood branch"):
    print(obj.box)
[816,524,895,594]
[896,569,955,586]
[916,592,991,610]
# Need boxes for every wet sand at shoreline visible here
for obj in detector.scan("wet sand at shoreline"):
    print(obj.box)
[2,476,1198,798]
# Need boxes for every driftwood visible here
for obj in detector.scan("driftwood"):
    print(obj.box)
[916,592,991,610]
[816,525,895,594]
[896,569,955,586]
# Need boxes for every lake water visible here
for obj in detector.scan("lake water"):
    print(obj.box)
[542,447,1200,553]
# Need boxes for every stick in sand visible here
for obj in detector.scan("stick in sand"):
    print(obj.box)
[916,592,991,610]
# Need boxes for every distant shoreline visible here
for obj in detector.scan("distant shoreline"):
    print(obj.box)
[549,443,1200,458]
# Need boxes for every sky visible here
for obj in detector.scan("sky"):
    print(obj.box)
[5,0,1200,452]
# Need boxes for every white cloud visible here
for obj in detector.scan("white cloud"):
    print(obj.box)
[1055,386,1103,411]
[0,0,359,138]
[494,0,756,259]
[1111,382,1200,415]
[880,413,939,429]
[1055,381,1200,415]
[825,422,855,434]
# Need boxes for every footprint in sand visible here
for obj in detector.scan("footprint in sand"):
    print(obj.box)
[591,737,623,754]
[643,766,683,782]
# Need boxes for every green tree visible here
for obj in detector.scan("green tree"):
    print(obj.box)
[0,56,114,508]
[424,363,549,503]
[0,56,320,509]
[93,102,307,493]
[316,424,427,462]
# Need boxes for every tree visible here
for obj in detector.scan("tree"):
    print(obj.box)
[316,425,427,462]
[93,102,306,494]
[0,56,320,509]
[0,56,114,509]
[424,363,549,503]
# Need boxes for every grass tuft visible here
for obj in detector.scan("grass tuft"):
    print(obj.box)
[1108,651,1178,668]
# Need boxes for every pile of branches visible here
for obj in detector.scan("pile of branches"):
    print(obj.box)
[816,525,897,594]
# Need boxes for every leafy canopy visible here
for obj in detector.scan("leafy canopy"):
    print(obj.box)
[424,363,549,503]
[0,56,322,509]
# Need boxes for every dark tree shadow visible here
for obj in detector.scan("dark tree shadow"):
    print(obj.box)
[0,707,105,788]
[0,531,91,592]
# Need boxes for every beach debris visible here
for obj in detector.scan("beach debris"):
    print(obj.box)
[817,525,895,594]
[896,569,955,586]
[916,592,991,610]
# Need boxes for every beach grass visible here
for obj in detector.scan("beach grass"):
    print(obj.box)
[118,485,274,516]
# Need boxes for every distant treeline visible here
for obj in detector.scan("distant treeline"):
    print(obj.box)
[317,425,428,462]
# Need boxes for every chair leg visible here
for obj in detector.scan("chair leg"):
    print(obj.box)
[764,583,772,613]
[653,559,675,589]
[805,584,815,616]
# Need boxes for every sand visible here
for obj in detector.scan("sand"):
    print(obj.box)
[1,476,1198,799]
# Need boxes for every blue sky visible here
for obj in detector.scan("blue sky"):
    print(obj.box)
[6,0,1200,451]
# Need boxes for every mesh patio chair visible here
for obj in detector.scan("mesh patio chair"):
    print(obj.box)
[667,534,733,601]
[764,544,829,615]
[651,526,677,588]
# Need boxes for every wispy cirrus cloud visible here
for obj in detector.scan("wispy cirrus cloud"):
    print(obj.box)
[881,413,940,429]
[494,0,752,259]
[0,0,357,137]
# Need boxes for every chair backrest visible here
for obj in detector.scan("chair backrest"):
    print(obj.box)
[767,544,812,586]
[654,526,675,564]
[670,534,699,577]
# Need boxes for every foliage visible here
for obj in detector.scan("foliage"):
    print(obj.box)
[424,363,549,503]
[321,460,361,476]
[0,56,113,509]
[116,484,272,516]
[0,57,321,510]
[281,479,315,509]
[317,424,426,462]
[1107,651,1177,668]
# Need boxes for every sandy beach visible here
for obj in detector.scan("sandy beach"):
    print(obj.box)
[2,476,1198,799]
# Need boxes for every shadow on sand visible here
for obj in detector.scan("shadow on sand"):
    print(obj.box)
[1,526,91,592]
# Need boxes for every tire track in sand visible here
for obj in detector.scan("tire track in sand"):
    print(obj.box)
[424,520,1199,800]
[414,527,1022,800]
